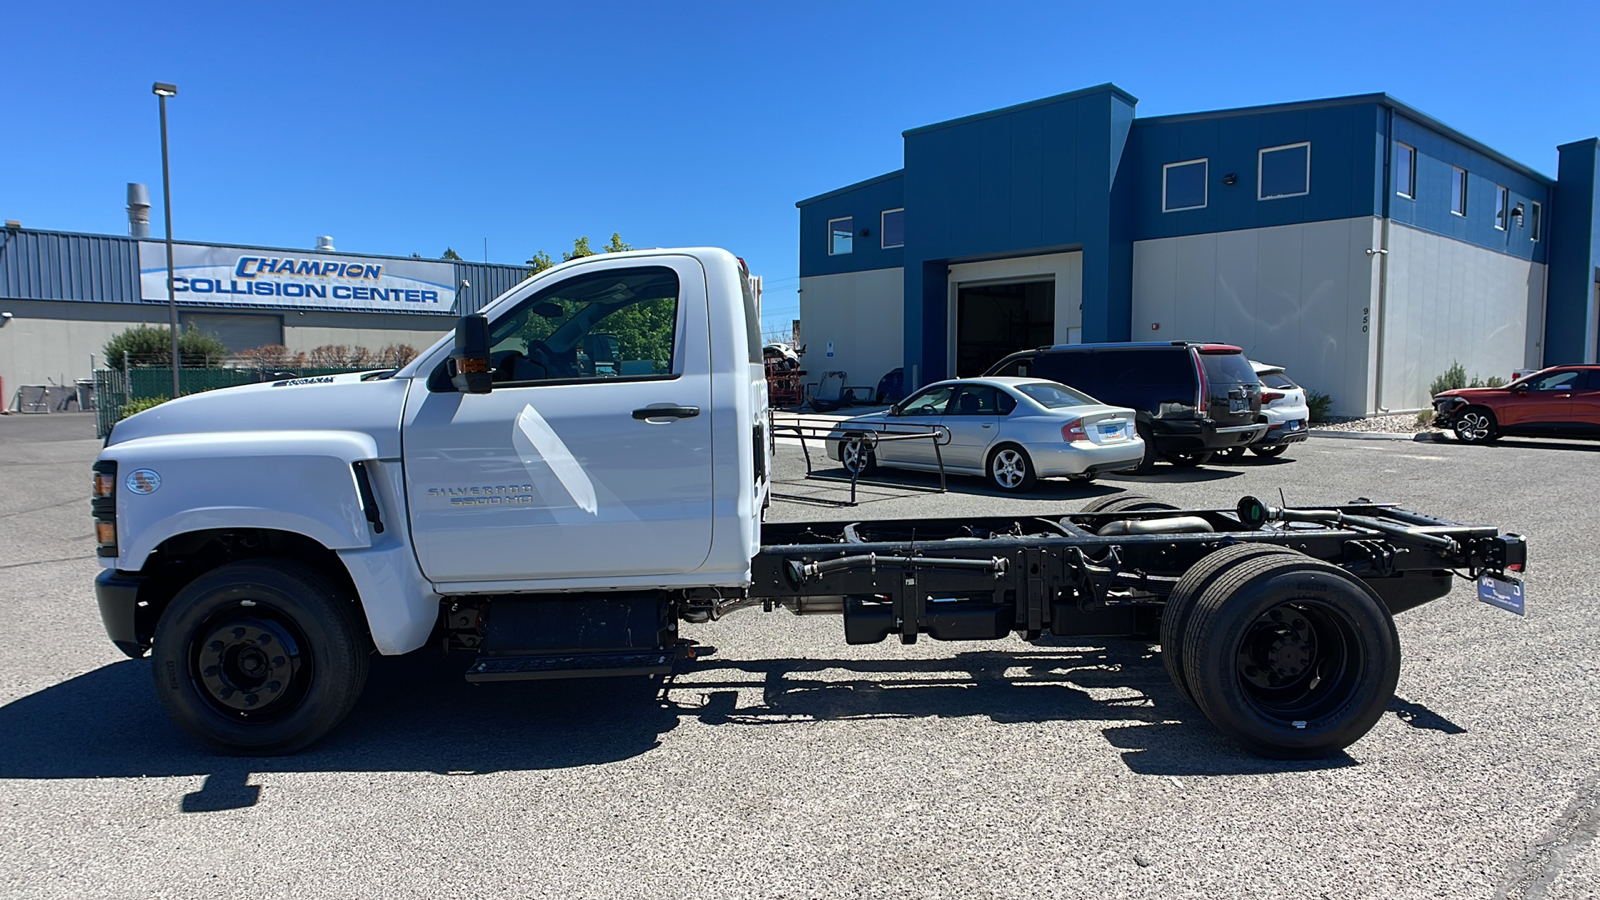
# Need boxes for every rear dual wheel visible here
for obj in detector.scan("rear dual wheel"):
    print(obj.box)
[1164,547,1400,758]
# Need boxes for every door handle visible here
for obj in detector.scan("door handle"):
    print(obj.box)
[633,405,700,420]
[982,423,993,428]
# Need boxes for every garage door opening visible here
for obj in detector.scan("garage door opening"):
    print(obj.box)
[955,281,1054,376]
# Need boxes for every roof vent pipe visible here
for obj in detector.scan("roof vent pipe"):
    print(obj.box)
[316,235,335,252]
[126,183,151,238]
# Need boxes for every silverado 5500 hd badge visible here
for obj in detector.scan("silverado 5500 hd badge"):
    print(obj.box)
[428,485,537,506]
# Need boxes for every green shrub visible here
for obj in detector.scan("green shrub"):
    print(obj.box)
[1428,361,1468,397]
[1486,376,1506,388]
[1307,390,1333,424]
[103,325,230,369]
[118,395,171,420]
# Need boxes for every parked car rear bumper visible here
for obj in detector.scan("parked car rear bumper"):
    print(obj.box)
[1151,420,1268,453]
[1032,440,1146,477]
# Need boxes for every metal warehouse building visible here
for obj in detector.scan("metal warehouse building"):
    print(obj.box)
[797,84,1600,416]
[0,225,528,401]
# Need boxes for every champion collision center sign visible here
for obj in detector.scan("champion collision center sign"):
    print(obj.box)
[138,242,457,313]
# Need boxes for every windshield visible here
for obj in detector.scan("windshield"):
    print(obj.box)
[1015,381,1099,409]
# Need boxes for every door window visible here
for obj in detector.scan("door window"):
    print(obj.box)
[482,266,681,385]
[898,384,955,416]
[949,385,1007,415]
[1529,370,1580,391]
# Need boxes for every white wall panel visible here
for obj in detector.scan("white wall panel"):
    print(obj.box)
[1377,222,1544,410]
[1133,217,1377,417]
[797,267,905,392]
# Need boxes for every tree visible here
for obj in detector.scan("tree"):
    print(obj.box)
[103,324,230,369]
[563,236,595,261]
[526,250,556,276]
[603,232,632,254]
[441,247,463,261]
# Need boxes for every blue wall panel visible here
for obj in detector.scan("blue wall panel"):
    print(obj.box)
[0,230,140,303]
[796,172,905,277]
[1546,139,1599,364]
[1386,114,1550,263]
[1126,103,1383,241]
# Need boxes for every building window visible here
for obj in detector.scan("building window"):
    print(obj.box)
[828,217,853,255]
[1531,201,1542,241]
[1451,167,1468,216]
[1494,186,1509,230]
[1162,159,1208,212]
[1396,143,1416,198]
[1258,142,1310,200]
[880,209,904,248]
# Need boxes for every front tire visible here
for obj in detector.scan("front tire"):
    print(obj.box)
[987,444,1037,492]
[840,434,876,475]
[151,560,370,755]
[1452,407,1499,443]
[1179,553,1401,758]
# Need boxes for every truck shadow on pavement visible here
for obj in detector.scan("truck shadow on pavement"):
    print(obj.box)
[0,642,1467,808]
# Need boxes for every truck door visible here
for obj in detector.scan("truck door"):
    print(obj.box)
[401,257,714,584]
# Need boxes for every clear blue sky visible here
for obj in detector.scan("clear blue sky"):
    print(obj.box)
[3,0,1597,336]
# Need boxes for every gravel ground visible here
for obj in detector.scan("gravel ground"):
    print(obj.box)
[1,412,1597,899]
[1316,413,1441,434]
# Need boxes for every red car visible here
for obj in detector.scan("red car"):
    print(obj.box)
[1432,365,1600,443]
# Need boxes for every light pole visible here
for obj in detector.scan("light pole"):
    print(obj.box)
[152,81,180,398]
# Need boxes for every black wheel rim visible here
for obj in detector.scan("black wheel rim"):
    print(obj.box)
[1233,600,1361,723]
[189,604,310,722]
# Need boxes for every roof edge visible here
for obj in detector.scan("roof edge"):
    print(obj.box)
[903,83,1139,138]
[0,227,530,268]
[1136,92,1554,185]
[796,169,904,209]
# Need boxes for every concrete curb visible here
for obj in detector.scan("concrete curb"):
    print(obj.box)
[1307,428,1448,443]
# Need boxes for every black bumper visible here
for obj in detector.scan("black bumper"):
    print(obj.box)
[1151,419,1268,453]
[1258,422,1311,447]
[95,569,150,659]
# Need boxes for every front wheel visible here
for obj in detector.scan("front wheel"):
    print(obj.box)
[150,560,370,755]
[840,434,876,475]
[1452,407,1499,443]
[987,444,1037,492]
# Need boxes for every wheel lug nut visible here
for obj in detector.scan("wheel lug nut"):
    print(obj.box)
[257,634,273,646]
[209,641,224,652]
[231,627,246,639]
[244,694,258,706]
[266,681,280,693]
[273,656,286,667]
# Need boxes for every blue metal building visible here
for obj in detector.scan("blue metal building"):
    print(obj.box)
[797,84,1600,415]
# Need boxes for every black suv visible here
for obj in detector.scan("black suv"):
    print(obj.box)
[984,342,1266,470]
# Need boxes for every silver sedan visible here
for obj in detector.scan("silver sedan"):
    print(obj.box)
[825,377,1145,492]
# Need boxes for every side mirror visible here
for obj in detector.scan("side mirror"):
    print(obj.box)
[1513,384,1530,394]
[448,314,493,394]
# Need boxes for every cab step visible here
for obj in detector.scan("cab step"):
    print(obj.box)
[463,643,714,683]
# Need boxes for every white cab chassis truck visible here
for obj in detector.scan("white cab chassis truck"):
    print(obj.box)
[91,248,1527,759]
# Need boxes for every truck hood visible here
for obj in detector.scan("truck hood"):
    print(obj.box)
[107,371,411,458]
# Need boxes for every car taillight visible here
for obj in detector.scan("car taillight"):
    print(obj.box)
[1193,353,1208,411]
[1262,391,1284,403]
[92,459,117,558]
[1061,418,1087,441]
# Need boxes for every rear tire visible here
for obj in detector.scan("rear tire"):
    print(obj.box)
[151,560,370,755]
[987,444,1037,492]
[1161,544,1301,706]
[1251,444,1289,458]
[1452,407,1499,444]
[1133,422,1158,474]
[1179,553,1400,758]
[1164,449,1215,468]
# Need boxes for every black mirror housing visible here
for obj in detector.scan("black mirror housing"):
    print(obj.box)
[449,314,493,394]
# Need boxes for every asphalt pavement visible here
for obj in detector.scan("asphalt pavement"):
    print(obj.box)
[0,411,1596,899]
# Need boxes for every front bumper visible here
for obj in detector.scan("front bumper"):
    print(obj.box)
[96,569,149,659]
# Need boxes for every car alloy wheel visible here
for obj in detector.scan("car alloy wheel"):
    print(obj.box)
[988,445,1036,492]
[1453,409,1497,443]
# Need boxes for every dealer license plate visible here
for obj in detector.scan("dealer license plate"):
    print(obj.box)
[1286,420,1303,431]
[1099,423,1123,438]
[1477,573,1525,616]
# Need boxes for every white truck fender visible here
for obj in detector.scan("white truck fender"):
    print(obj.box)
[101,430,381,571]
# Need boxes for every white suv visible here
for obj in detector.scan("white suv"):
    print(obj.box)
[1232,360,1311,458]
